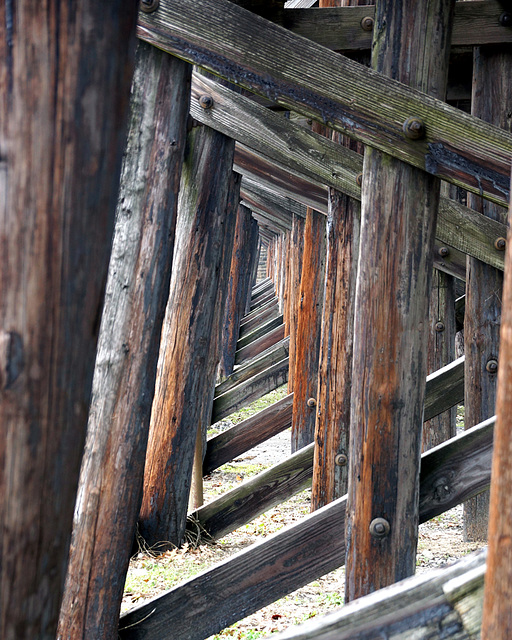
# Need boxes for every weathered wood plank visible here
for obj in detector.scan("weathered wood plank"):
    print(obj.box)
[219,205,256,379]
[215,337,290,398]
[193,442,312,540]
[204,393,293,474]
[139,124,239,548]
[236,314,284,350]
[482,171,512,638]
[119,416,494,640]
[57,44,191,640]
[0,4,138,638]
[345,0,455,601]
[241,298,279,326]
[212,357,289,423]
[292,208,326,451]
[464,46,510,543]
[287,213,306,392]
[234,323,286,365]
[239,302,281,336]
[265,552,486,639]
[138,0,512,206]
[424,356,464,423]
[190,75,508,272]
[271,1,512,52]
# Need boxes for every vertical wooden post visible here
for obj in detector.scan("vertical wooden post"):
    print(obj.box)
[345,0,455,601]
[291,208,326,452]
[287,213,305,392]
[139,123,239,548]
[481,166,512,640]
[422,266,456,452]
[463,46,510,542]
[310,0,368,511]
[245,219,261,313]
[57,45,191,640]
[219,204,256,379]
[0,3,137,638]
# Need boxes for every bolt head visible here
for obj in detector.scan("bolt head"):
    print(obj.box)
[199,94,214,109]
[435,321,445,333]
[495,237,506,251]
[356,173,363,187]
[334,453,348,467]
[369,517,390,538]
[360,16,374,31]
[499,11,512,27]
[140,0,160,13]
[403,117,425,140]
[438,246,450,258]
[307,397,317,408]
[486,359,498,374]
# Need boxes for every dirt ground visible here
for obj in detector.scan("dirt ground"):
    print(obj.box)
[122,426,486,639]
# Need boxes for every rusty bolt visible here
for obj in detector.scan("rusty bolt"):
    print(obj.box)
[360,16,374,31]
[435,321,445,333]
[335,453,348,467]
[356,173,363,187]
[486,359,498,374]
[307,397,317,408]
[495,237,506,251]
[438,246,450,258]
[369,517,390,539]
[140,0,160,13]
[403,117,426,140]
[199,95,214,109]
[499,12,512,27]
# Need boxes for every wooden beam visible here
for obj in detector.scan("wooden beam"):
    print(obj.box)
[190,75,509,271]
[239,302,281,336]
[57,45,191,640]
[271,2,512,52]
[139,125,240,548]
[138,0,512,206]
[204,393,293,474]
[119,416,494,640]
[345,0,455,601]
[234,323,286,365]
[236,314,284,350]
[0,4,138,638]
[215,337,290,398]
[212,356,289,423]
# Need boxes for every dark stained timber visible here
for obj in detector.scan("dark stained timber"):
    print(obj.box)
[138,0,512,206]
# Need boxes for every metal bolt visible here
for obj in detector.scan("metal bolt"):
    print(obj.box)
[360,16,374,31]
[307,397,317,408]
[403,117,426,140]
[495,237,506,251]
[438,246,450,258]
[140,0,160,13]
[356,173,363,187]
[499,12,512,27]
[369,517,390,539]
[335,453,348,467]
[486,359,498,374]
[435,321,445,333]
[199,95,214,109]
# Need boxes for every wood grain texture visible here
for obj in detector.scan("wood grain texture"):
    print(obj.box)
[138,0,512,206]
[424,356,464,422]
[241,298,279,327]
[287,213,305,392]
[219,205,255,379]
[239,303,280,336]
[212,357,289,423]
[236,314,284,350]
[345,0,455,601]
[481,172,512,638]
[464,46,511,543]
[139,124,239,548]
[234,323,286,365]
[204,393,293,474]
[119,416,494,640]
[0,3,137,639]
[191,74,508,272]
[215,336,289,398]
[271,1,512,52]
[292,208,327,452]
[57,44,191,640]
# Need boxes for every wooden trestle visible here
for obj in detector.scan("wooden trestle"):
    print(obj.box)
[1,1,512,639]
